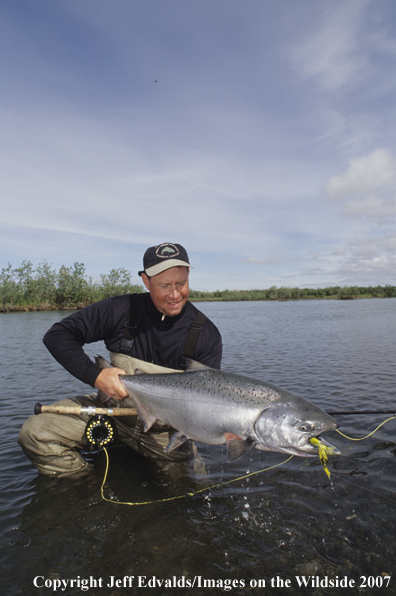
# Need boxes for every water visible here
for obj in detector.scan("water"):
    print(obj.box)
[1,299,395,595]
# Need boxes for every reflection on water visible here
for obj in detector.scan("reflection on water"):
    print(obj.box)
[0,299,395,595]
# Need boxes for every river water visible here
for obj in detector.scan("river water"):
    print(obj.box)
[1,299,395,595]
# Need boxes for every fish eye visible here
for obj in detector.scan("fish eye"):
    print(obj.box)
[299,422,313,432]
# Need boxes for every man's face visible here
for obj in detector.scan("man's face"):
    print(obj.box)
[142,266,190,317]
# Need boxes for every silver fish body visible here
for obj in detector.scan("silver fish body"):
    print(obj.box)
[118,360,340,461]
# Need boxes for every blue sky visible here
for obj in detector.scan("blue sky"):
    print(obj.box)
[1,0,395,291]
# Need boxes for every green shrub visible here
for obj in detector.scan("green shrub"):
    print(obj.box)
[0,261,144,310]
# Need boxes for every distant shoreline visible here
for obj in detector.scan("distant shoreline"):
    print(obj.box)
[1,293,393,313]
[1,261,395,312]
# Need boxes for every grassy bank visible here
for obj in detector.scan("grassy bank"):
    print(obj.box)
[1,261,395,312]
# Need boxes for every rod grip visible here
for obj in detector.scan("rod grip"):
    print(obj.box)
[33,403,139,416]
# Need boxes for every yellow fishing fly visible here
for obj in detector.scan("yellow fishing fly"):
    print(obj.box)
[310,437,338,479]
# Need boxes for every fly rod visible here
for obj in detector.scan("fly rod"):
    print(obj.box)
[33,403,395,449]
[34,403,396,418]
[34,403,137,416]
[326,409,396,416]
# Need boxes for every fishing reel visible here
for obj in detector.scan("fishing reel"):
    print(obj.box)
[84,415,116,448]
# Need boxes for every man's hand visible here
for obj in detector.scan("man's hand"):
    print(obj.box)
[94,367,129,400]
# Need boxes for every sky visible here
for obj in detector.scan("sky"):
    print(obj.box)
[1,0,396,291]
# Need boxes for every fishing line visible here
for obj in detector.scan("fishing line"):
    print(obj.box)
[97,416,395,506]
[313,415,396,481]
[99,448,294,507]
[335,415,396,441]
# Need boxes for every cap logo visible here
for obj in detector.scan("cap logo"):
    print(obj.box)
[155,243,180,259]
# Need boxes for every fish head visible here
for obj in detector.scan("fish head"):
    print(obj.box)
[254,398,341,458]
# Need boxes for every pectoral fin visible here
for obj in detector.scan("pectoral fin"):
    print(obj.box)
[131,397,157,432]
[164,431,190,452]
[226,434,255,462]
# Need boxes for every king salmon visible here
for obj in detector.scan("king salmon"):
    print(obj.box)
[106,357,341,461]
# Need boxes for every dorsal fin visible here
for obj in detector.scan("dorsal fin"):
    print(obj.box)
[133,368,144,375]
[95,355,114,404]
[185,359,210,372]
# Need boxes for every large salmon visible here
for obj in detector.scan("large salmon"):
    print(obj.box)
[116,359,340,461]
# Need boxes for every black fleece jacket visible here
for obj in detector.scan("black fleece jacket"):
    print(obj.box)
[43,293,222,386]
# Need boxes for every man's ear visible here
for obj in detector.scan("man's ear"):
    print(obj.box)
[141,272,150,291]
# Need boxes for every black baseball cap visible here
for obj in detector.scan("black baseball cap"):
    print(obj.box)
[138,243,192,277]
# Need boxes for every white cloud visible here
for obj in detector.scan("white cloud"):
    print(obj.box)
[342,195,396,218]
[325,149,396,201]
[332,234,396,284]
[291,0,369,93]
[324,149,396,222]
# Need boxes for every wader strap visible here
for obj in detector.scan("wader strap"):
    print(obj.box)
[120,294,206,366]
[179,310,207,369]
[119,293,145,355]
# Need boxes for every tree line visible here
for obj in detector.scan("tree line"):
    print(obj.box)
[1,260,395,312]
[189,285,396,301]
[0,260,143,311]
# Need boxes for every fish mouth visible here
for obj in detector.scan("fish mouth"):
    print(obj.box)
[257,435,341,458]
[304,435,341,457]
[283,434,341,458]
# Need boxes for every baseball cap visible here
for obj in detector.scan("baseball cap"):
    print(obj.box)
[138,243,192,277]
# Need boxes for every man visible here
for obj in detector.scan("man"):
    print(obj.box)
[18,243,222,476]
